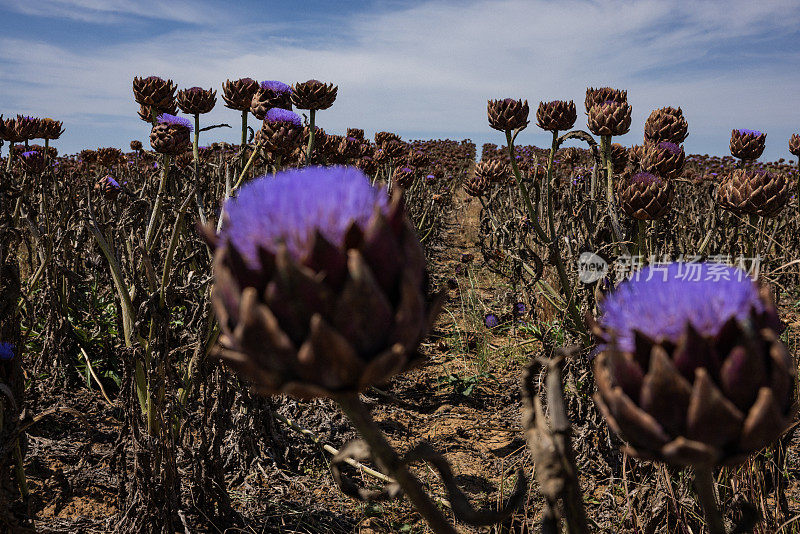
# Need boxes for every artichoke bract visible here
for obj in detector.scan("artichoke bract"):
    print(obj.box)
[257,108,303,155]
[133,76,177,110]
[730,129,766,161]
[585,86,627,114]
[593,263,795,467]
[208,166,442,398]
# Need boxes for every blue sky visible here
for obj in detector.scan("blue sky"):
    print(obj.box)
[1,0,799,161]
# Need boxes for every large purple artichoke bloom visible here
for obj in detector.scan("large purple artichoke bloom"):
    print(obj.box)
[264,107,302,127]
[260,80,291,94]
[593,262,795,467]
[156,113,192,131]
[210,166,440,398]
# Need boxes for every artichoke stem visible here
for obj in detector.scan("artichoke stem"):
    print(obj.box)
[693,466,726,534]
[6,142,13,171]
[638,219,648,260]
[335,393,459,534]
[306,109,317,163]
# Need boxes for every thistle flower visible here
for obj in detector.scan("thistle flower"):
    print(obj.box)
[0,342,14,361]
[484,313,499,328]
[487,98,529,132]
[536,100,577,131]
[593,262,795,467]
[208,166,440,398]
[291,79,337,111]
[730,129,766,161]
[177,86,217,115]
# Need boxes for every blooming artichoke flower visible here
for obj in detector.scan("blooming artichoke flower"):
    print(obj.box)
[150,113,192,155]
[730,129,766,161]
[0,342,14,361]
[207,166,441,398]
[487,98,529,132]
[15,115,40,141]
[95,175,122,200]
[484,313,499,328]
[251,81,293,120]
[593,263,795,467]
[258,108,303,155]
[347,128,365,141]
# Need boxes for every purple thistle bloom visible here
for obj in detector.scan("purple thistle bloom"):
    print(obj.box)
[156,113,193,131]
[260,80,291,94]
[737,128,763,137]
[657,141,681,155]
[20,150,39,158]
[484,313,499,328]
[220,166,388,266]
[513,302,526,316]
[0,342,14,361]
[265,107,302,127]
[598,262,763,353]
[105,176,120,188]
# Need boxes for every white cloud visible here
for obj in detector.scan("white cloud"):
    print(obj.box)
[1,0,798,159]
[0,0,218,24]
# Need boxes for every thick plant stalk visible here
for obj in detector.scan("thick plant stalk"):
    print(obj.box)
[305,109,317,163]
[694,467,726,534]
[638,219,647,259]
[144,155,171,251]
[334,393,459,534]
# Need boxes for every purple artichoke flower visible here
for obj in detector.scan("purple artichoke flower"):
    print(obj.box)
[208,166,442,398]
[737,128,762,137]
[155,113,193,131]
[593,262,795,467]
[260,80,291,94]
[484,313,499,328]
[0,342,14,361]
[265,107,302,127]
[512,302,526,316]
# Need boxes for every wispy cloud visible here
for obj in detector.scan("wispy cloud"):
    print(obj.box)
[1,0,798,159]
[0,0,214,24]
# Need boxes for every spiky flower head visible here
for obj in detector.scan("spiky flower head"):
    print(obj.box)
[290,79,338,111]
[620,172,673,220]
[487,98,529,132]
[209,166,441,398]
[156,113,193,131]
[730,129,766,160]
[261,80,291,94]
[536,100,577,131]
[222,77,260,111]
[789,133,800,157]
[593,262,795,467]
[177,86,217,115]
[588,101,632,137]
[19,149,47,174]
[484,313,499,328]
[150,114,192,155]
